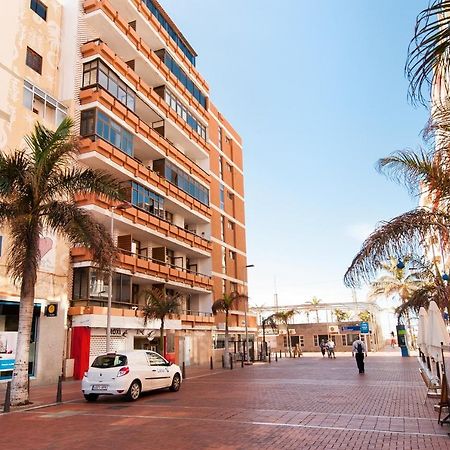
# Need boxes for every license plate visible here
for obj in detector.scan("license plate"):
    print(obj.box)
[92,384,108,391]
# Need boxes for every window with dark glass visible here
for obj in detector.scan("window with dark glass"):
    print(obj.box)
[143,0,196,65]
[131,182,165,218]
[80,109,134,156]
[26,47,42,74]
[153,159,209,206]
[162,88,206,139]
[82,59,136,111]
[220,184,225,210]
[30,0,47,20]
[155,50,206,109]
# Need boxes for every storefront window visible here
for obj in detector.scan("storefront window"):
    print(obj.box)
[0,301,40,379]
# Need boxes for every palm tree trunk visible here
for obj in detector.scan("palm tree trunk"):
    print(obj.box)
[262,322,266,360]
[224,310,230,368]
[10,272,36,406]
[286,325,292,357]
[316,310,319,323]
[159,318,165,357]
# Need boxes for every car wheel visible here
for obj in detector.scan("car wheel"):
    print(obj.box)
[84,394,99,402]
[169,373,181,392]
[126,380,141,401]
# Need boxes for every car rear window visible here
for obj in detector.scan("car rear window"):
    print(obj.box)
[91,354,127,368]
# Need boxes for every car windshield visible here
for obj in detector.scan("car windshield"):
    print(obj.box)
[91,354,127,368]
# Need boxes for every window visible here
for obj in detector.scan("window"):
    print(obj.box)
[347,333,360,346]
[299,336,305,347]
[220,216,225,240]
[228,221,235,231]
[219,156,223,180]
[227,191,234,200]
[221,279,226,293]
[218,127,223,150]
[92,355,127,368]
[313,335,318,347]
[30,0,47,21]
[154,159,209,206]
[162,88,206,139]
[131,182,165,218]
[220,184,224,210]
[342,335,347,346]
[156,50,206,108]
[230,282,237,292]
[80,109,134,156]
[23,80,67,125]
[229,250,235,260]
[82,59,136,111]
[143,0,196,65]
[227,163,233,172]
[26,47,43,74]
[221,247,226,273]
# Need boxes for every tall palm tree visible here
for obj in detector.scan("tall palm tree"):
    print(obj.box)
[0,118,123,406]
[406,0,450,106]
[261,314,277,359]
[358,310,372,323]
[273,309,296,356]
[308,297,321,323]
[212,291,247,368]
[141,288,181,357]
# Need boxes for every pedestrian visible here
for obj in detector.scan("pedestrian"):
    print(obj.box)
[326,339,336,358]
[390,331,396,348]
[352,338,367,374]
[320,339,326,357]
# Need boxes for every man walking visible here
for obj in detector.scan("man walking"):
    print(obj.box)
[352,338,367,373]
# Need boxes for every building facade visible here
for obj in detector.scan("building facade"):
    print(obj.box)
[0,0,251,383]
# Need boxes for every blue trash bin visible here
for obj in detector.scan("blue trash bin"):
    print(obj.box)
[400,345,410,357]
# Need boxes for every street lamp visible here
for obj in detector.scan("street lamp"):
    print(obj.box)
[244,264,254,363]
[106,202,130,353]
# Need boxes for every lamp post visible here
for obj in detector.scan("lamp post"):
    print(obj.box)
[106,202,130,353]
[244,264,254,363]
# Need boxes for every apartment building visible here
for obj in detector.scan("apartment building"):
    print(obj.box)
[0,0,253,383]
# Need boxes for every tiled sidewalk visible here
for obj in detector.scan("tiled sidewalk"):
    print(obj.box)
[1,350,449,449]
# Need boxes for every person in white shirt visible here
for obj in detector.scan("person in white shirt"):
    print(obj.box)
[352,338,367,374]
[326,339,336,359]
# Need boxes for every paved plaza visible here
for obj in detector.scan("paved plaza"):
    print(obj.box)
[1,350,450,449]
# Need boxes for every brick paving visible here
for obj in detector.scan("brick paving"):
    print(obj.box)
[1,350,450,449]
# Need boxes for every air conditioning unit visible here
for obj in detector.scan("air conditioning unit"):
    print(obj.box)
[328,325,339,334]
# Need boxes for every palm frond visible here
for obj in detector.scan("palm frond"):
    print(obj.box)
[141,288,181,326]
[0,151,31,197]
[344,208,450,288]
[406,0,450,106]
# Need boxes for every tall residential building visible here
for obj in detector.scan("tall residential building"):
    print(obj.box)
[0,0,253,384]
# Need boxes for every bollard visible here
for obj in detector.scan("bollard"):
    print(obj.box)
[230,354,233,370]
[56,375,63,403]
[222,354,225,368]
[275,353,278,362]
[279,350,282,359]
[27,375,30,396]
[182,361,186,379]
[210,356,213,370]
[3,381,11,413]
[241,356,244,368]
[268,352,271,363]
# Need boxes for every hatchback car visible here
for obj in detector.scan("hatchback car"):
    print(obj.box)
[81,350,182,401]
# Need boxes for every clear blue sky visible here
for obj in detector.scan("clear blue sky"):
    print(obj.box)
[160,1,430,306]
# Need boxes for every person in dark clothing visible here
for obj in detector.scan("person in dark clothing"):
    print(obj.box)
[319,339,326,357]
[352,338,367,373]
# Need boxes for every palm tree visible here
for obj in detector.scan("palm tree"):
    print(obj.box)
[406,0,450,106]
[212,291,247,368]
[261,314,277,359]
[273,309,296,356]
[358,310,372,323]
[308,297,321,323]
[141,288,181,357]
[0,119,123,406]
[333,308,350,323]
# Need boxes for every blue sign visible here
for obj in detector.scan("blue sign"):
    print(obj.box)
[0,358,14,371]
[360,322,369,334]
[341,325,360,332]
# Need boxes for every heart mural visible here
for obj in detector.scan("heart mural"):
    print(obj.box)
[38,237,53,258]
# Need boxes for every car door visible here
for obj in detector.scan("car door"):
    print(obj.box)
[146,352,172,389]
[131,352,153,392]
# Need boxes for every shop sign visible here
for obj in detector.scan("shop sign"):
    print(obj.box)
[45,303,58,317]
[110,328,122,336]
[341,325,360,332]
[360,322,369,334]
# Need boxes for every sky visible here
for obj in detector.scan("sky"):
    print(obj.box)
[160,1,430,308]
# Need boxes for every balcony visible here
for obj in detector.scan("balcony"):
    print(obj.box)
[82,1,209,117]
[76,192,212,254]
[71,247,213,292]
[78,137,211,220]
[79,87,210,185]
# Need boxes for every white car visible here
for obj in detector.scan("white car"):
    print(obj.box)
[81,350,182,401]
